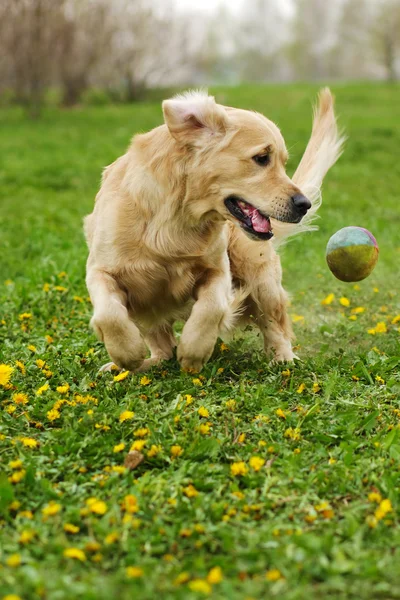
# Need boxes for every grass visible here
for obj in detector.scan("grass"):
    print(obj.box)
[1,82,400,600]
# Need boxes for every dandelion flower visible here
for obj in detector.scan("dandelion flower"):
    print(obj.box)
[19,437,38,449]
[249,456,265,472]
[64,523,80,534]
[113,442,125,453]
[0,364,13,387]
[230,461,248,476]
[140,375,151,386]
[57,384,70,394]
[12,392,29,405]
[266,569,283,581]
[114,371,129,382]
[189,580,211,594]
[63,548,86,561]
[198,406,209,418]
[6,554,21,567]
[339,297,350,307]
[171,445,184,457]
[119,410,134,422]
[126,566,143,578]
[207,566,223,584]
[321,293,335,306]
[42,501,62,518]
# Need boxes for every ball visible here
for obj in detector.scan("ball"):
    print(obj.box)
[326,226,379,282]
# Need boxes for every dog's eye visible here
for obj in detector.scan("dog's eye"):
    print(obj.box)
[253,154,270,167]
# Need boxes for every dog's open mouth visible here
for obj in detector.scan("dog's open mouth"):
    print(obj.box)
[224,195,273,240]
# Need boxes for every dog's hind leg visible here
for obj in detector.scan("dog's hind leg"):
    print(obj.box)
[136,325,176,372]
[86,269,147,371]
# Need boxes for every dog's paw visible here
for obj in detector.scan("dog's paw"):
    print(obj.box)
[99,362,119,372]
[271,350,298,363]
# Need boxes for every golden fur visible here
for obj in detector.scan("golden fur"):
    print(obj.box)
[84,88,344,372]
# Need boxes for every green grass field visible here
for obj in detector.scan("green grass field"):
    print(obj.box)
[1,83,400,600]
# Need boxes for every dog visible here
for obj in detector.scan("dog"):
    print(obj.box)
[84,88,344,372]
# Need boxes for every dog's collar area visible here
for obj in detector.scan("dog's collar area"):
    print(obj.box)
[224,195,273,241]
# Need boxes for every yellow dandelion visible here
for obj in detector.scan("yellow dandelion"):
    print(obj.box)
[47,408,61,422]
[6,405,17,414]
[297,382,306,394]
[113,371,129,382]
[27,344,37,352]
[249,456,265,472]
[147,444,162,458]
[189,580,212,594]
[36,382,49,396]
[276,408,286,419]
[19,437,38,448]
[174,572,190,585]
[57,384,70,394]
[183,484,199,498]
[19,312,32,321]
[140,375,151,386]
[9,470,26,483]
[0,364,13,387]
[130,440,146,452]
[9,459,23,469]
[105,532,119,545]
[15,360,26,374]
[6,554,21,567]
[86,498,107,515]
[192,378,202,386]
[339,297,350,307]
[134,427,149,438]
[126,566,143,578]
[230,461,248,476]
[113,442,125,453]
[352,306,365,314]
[42,501,62,518]
[12,392,29,405]
[225,399,237,410]
[375,322,387,334]
[171,445,184,457]
[266,568,283,581]
[312,382,321,393]
[122,495,139,514]
[119,410,134,422]
[199,423,211,435]
[36,359,46,369]
[291,314,305,323]
[185,394,193,405]
[368,492,382,503]
[321,293,335,306]
[206,566,223,584]
[198,406,209,418]
[63,548,86,561]
[64,523,80,534]
[19,529,36,544]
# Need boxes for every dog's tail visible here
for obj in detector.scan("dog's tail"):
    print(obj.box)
[272,88,346,247]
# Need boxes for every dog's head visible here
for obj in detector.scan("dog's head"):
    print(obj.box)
[162,91,311,241]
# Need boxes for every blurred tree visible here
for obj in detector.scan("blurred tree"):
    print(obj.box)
[0,0,67,116]
[333,0,374,80]
[57,0,115,106]
[288,0,341,80]
[371,0,400,81]
[236,0,290,82]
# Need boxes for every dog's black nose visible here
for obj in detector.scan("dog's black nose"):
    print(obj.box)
[292,193,311,215]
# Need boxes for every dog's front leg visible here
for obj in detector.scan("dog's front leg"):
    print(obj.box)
[250,279,296,363]
[178,262,232,372]
[86,268,147,371]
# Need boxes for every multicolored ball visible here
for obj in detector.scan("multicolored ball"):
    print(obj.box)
[326,226,379,282]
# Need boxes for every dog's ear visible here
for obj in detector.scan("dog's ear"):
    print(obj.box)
[162,91,228,144]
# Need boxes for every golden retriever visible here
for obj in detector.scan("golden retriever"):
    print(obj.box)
[84,89,344,372]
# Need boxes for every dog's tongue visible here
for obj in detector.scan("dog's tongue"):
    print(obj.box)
[250,208,270,233]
